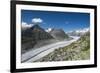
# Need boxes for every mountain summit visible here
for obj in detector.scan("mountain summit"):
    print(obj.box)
[49,28,69,40]
[22,25,54,52]
[22,24,53,40]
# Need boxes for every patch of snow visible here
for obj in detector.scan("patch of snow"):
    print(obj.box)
[45,28,53,32]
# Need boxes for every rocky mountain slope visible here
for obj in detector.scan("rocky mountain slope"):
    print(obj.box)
[22,25,54,53]
[35,31,90,62]
[22,25,70,54]
[49,29,69,40]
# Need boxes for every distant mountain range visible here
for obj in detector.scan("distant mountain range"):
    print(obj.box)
[66,28,89,36]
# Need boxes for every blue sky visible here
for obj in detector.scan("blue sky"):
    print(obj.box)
[21,10,90,32]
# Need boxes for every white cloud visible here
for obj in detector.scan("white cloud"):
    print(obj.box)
[21,22,33,30]
[32,18,43,24]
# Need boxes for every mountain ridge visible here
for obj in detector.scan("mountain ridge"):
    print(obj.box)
[45,28,69,40]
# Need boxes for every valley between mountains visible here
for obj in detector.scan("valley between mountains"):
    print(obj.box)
[21,24,90,63]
